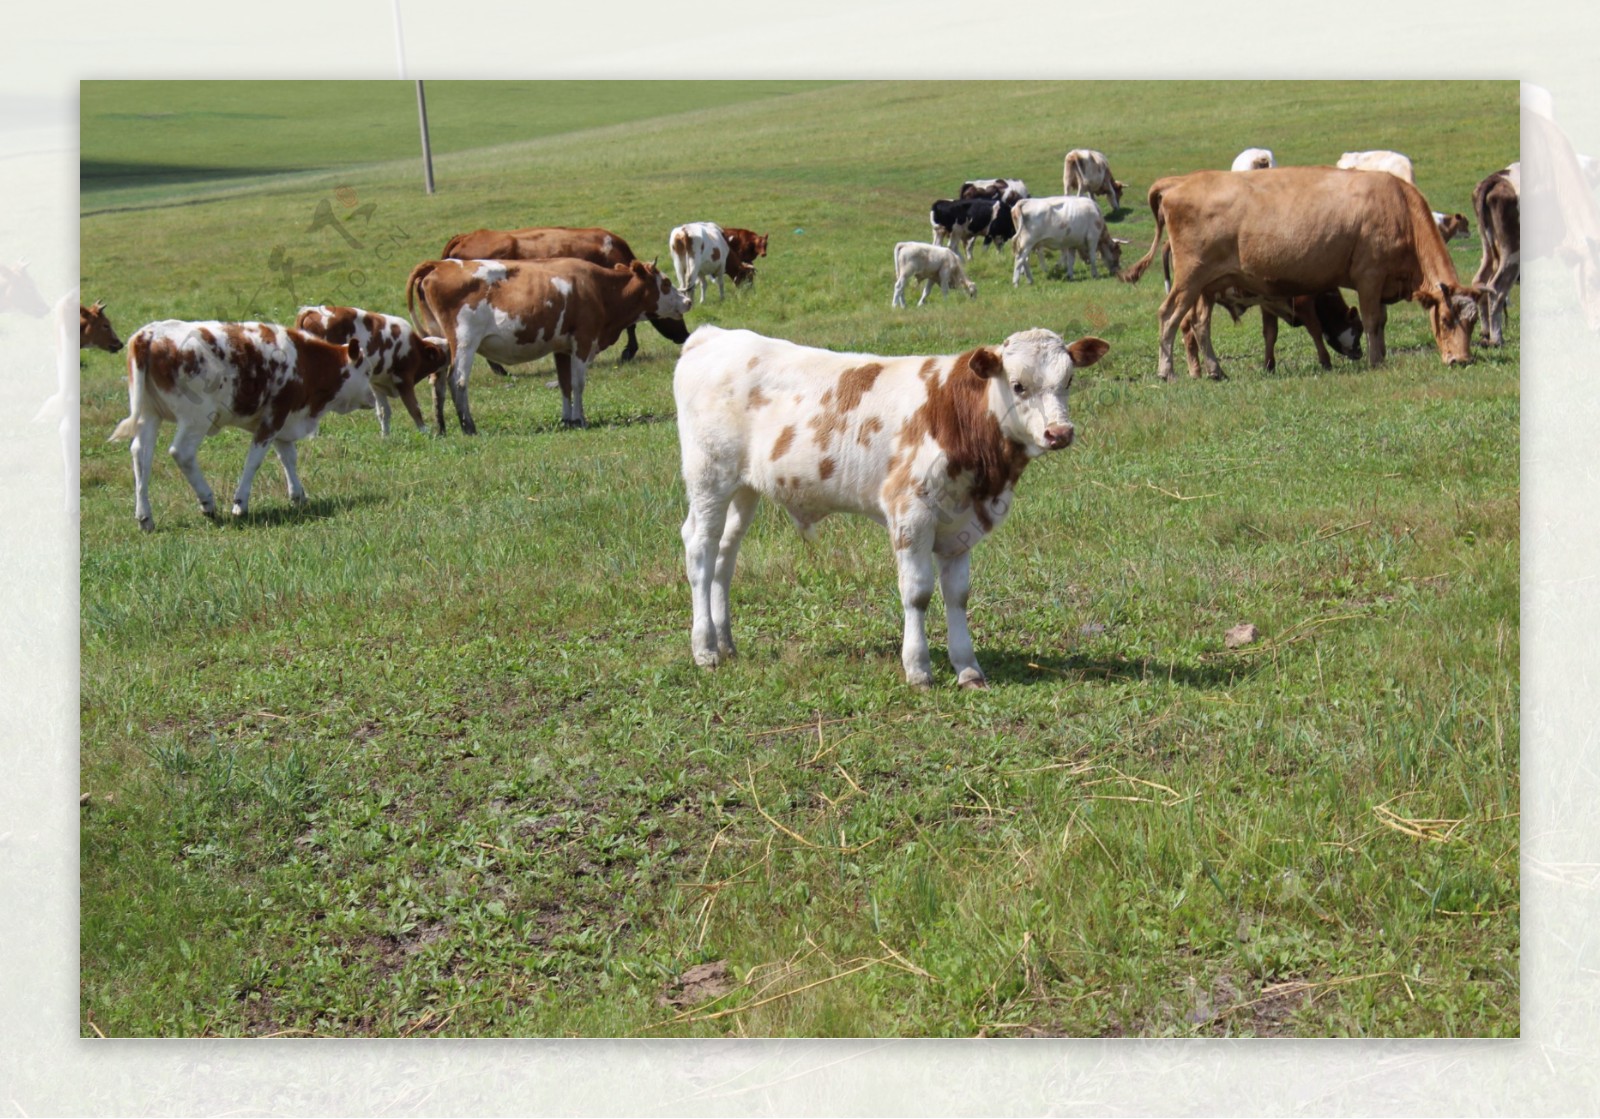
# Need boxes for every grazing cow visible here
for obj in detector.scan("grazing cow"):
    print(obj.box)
[1010,196,1129,285]
[1120,167,1482,380]
[1433,212,1472,242]
[674,324,1108,687]
[929,198,1015,258]
[407,257,690,432]
[722,227,770,272]
[959,178,1029,207]
[293,305,450,435]
[1471,166,1520,346]
[891,242,977,307]
[1231,148,1276,171]
[1336,150,1416,184]
[1062,150,1126,212]
[669,222,755,303]
[107,321,378,531]
[80,300,123,352]
[441,226,691,369]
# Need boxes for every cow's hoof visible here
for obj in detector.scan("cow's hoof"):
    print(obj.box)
[137,517,154,533]
[562,419,588,430]
[230,502,246,518]
[1159,372,1178,383]
[1208,370,1229,382]
[957,671,988,690]
[693,650,721,668]
[906,670,934,689]
[289,492,308,506]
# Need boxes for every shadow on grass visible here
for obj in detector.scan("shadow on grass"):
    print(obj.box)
[969,647,1253,690]
[227,492,381,528]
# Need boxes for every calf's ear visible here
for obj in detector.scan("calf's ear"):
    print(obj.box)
[1067,337,1110,368]
[345,337,363,363]
[968,347,1003,379]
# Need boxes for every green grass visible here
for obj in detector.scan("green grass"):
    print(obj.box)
[79,79,1518,1037]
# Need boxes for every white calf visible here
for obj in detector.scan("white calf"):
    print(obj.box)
[1231,148,1275,171]
[674,324,1109,687]
[1011,197,1129,285]
[891,242,977,308]
[1336,149,1416,184]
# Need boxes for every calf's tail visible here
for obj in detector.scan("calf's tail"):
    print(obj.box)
[108,331,151,441]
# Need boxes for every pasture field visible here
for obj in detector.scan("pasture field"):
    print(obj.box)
[79,80,1519,1037]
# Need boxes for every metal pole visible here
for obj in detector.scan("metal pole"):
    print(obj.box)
[415,79,435,195]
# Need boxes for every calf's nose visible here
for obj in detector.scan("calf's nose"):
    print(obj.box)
[1044,424,1074,449]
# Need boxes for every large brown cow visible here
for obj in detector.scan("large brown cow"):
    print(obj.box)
[407,257,690,432]
[440,226,690,372]
[1121,167,1482,380]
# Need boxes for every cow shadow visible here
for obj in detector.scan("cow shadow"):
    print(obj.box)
[227,492,379,528]
[974,648,1252,690]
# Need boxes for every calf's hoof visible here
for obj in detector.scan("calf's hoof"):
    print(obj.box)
[137,516,154,533]
[957,670,988,690]
[562,418,588,430]
[905,670,934,690]
[230,502,247,518]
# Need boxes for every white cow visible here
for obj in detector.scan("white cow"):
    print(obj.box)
[108,321,379,531]
[892,242,977,307]
[1062,149,1125,211]
[674,324,1109,687]
[1011,196,1130,285]
[1231,148,1276,171]
[1336,149,1416,184]
[669,221,754,303]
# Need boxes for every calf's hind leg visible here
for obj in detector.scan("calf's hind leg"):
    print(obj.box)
[682,486,735,667]
[709,486,760,659]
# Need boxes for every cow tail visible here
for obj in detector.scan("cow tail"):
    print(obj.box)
[406,261,442,337]
[108,331,150,441]
[1119,191,1167,284]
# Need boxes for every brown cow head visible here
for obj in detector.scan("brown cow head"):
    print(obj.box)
[1414,281,1481,365]
[1437,213,1472,242]
[405,335,451,386]
[80,300,124,352]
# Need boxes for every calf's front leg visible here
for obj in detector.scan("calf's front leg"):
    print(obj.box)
[939,551,986,688]
[891,521,938,687]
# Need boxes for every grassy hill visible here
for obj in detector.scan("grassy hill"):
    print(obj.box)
[78,79,1519,1037]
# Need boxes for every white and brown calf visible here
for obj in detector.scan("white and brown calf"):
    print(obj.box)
[891,242,977,307]
[1231,148,1276,171]
[674,325,1109,688]
[108,320,378,531]
[406,257,689,432]
[294,305,450,435]
[668,222,754,303]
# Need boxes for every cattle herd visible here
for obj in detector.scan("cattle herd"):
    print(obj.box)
[89,141,1520,685]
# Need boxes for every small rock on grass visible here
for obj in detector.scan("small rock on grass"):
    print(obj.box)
[1225,623,1260,649]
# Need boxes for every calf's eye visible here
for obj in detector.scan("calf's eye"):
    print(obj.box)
[1011,381,1026,395]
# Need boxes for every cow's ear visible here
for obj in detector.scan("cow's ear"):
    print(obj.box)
[968,347,1003,380]
[1067,337,1110,368]
[1414,286,1441,309]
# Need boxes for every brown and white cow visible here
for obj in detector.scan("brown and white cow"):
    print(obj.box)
[1121,167,1481,380]
[1062,150,1126,213]
[406,257,690,432]
[440,226,690,367]
[722,227,770,271]
[1434,212,1472,242]
[108,320,379,531]
[674,324,1108,688]
[1471,166,1520,346]
[959,178,1029,208]
[80,300,123,352]
[669,222,756,303]
[293,305,450,434]
[1336,150,1416,183]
